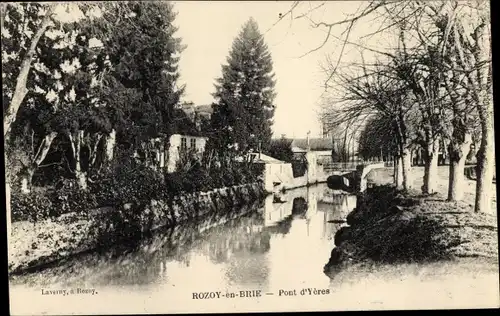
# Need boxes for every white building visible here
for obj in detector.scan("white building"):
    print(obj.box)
[165,134,208,172]
[252,152,323,193]
[138,134,208,173]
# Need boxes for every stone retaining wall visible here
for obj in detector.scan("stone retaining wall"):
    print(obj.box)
[8,183,266,274]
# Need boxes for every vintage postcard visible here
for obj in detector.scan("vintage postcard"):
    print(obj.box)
[4,1,498,314]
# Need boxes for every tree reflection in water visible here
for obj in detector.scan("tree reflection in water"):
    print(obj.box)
[321,194,355,228]
[11,199,272,287]
[11,184,354,290]
[202,213,271,264]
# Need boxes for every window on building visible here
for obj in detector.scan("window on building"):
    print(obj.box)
[190,138,196,150]
[181,137,187,151]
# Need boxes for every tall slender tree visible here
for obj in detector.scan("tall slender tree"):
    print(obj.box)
[208,18,276,164]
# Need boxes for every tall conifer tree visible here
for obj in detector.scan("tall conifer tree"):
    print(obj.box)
[208,18,276,162]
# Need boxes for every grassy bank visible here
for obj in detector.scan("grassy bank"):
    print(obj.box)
[366,166,497,212]
[324,180,498,276]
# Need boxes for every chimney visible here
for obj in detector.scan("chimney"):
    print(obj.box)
[306,131,311,151]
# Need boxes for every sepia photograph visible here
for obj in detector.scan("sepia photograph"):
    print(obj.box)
[3,0,498,314]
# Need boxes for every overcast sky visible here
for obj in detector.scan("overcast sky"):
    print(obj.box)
[173,1,381,139]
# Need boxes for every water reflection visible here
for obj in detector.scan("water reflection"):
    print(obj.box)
[11,184,357,293]
[10,184,500,313]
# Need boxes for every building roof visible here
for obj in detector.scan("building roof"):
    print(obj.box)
[180,103,213,118]
[170,133,208,139]
[196,104,214,117]
[257,153,284,164]
[291,138,334,151]
[249,153,285,164]
[291,146,307,153]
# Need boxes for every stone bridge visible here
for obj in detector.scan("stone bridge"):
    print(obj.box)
[324,162,387,193]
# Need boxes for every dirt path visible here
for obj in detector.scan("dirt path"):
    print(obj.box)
[366,166,497,213]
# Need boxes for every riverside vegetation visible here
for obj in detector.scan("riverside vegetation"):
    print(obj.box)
[324,168,498,277]
[9,156,265,274]
[11,155,264,223]
[4,2,277,274]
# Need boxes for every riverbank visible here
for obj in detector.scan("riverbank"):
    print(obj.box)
[324,184,498,276]
[366,166,497,211]
[8,183,266,275]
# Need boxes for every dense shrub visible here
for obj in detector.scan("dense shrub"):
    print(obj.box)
[89,159,165,206]
[192,167,212,192]
[265,139,294,162]
[163,162,262,196]
[208,167,224,188]
[11,158,265,222]
[11,191,53,222]
[244,162,265,183]
[232,166,244,185]
[52,181,98,216]
[11,182,98,222]
[164,171,187,196]
[222,169,236,187]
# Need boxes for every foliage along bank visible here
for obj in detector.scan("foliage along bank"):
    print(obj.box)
[9,179,267,274]
[9,195,268,283]
[324,185,498,277]
[11,155,265,223]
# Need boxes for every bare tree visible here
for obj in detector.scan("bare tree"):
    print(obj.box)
[390,29,445,195]
[442,2,493,212]
[407,1,493,207]
[323,59,418,191]
[275,0,493,211]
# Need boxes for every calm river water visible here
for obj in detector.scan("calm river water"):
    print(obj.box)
[9,184,500,314]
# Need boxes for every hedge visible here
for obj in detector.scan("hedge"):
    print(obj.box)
[11,161,264,223]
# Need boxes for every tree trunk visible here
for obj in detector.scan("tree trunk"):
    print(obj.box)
[394,156,397,183]
[20,168,35,194]
[1,4,8,34]
[6,179,12,258]
[394,155,403,189]
[20,131,58,194]
[401,147,413,191]
[75,131,87,190]
[452,15,494,213]
[422,137,440,194]
[342,129,348,162]
[473,21,494,213]
[5,150,12,243]
[105,129,116,162]
[69,130,87,190]
[475,94,495,213]
[88,133,103,169]
[3,5,54,137]
[394,113,411,191]
[448,133,472,201]
[448,156,466,202]
[75,170,88,190]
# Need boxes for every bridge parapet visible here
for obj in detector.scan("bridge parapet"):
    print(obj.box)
[355,162,386,193]
[326,162,387,193]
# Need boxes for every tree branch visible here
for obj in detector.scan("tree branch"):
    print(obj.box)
[3,4,56,137]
